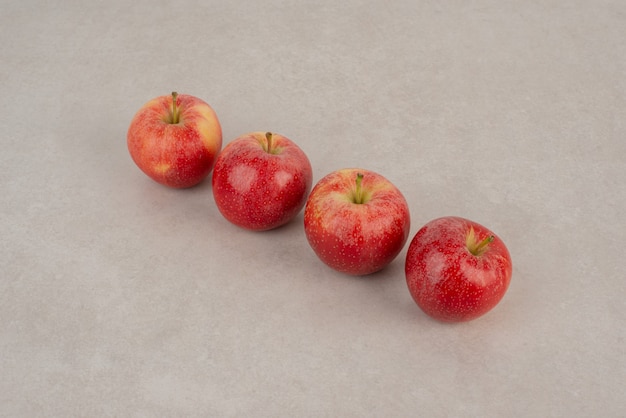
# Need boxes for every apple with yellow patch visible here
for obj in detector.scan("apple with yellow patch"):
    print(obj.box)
[304,168,410,276]
[405,216,513,322]
[127,92,222,188]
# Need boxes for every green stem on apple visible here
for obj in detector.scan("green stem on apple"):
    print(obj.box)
[170,92,180,124]
[471,234,494,256]
[265,132,273,153]
[466,227,495,256]
[353,172,365,204]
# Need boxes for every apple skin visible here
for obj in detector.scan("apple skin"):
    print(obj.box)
[127,92,222,188]
[405,216,512,322]
[304,168,411,276]
[211,132,313,231]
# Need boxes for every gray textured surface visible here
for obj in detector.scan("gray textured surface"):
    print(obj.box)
[2,1,625,416]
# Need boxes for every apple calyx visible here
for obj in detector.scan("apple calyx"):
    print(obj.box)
[466,227,494,256]
[168,92,181,124]
[351,173,370,204]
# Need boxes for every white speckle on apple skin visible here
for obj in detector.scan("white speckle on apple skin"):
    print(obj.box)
[274,170,292,189]
[424,250,447,286]
[460,258,489,287]
[228,164,258,194]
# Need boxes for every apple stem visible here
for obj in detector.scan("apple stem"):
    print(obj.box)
[170,92,180,124]
[265,132,273,153]
[475,235,494,256]
[353,173,365,204]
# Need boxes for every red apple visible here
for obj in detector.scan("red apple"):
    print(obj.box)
[127,92,222,188]
[304,168,410,276]
[405,216,512,322]
[211,132,312,231]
